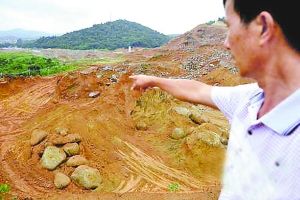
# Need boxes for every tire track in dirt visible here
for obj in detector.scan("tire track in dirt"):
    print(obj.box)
[0,77,57,196]
[116,141,220,193]
[0,78,56,135]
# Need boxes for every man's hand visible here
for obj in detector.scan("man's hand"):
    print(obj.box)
[129,74,215,108]
[129,75,155,91]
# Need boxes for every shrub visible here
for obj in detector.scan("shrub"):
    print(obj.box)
[167,182,180,192]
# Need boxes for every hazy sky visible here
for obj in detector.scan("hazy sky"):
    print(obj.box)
[0,0,225,35]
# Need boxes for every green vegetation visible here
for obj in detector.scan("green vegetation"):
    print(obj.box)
[67,55,124,67]
[167,182,180,192]
[21,20,170,50]
[0,183,10,200]
[0,52,78,76]
[0,184,10,193]
[206,17,225,25]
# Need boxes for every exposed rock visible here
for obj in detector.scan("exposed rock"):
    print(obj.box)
[96,73,103,79]
[186,123,224,148]
[220,137,228,145]
[186,130,221,148]
[189,113,209,125]
[71,165,102,189]
[63,143,80,156]
[88,91,100,98]
[66,155,88,167]
[30,130,48,146]
[55,127,69,136]
[171,128,187,140]
[52,99,59,104]
[52,134,82,145]
[172,107,192,117]
[41,146,67,170]
[51,135,67,145]
[102,66,113,71]
[54,172,71,189]
[110,74,118,82]
[135,121,148,131]
[64,134,82,143]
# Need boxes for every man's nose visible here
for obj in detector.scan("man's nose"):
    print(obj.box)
[224,35,230,50]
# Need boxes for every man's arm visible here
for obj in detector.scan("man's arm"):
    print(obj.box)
[130,75,216,108]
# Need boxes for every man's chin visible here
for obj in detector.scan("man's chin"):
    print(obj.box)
[238,68,250,78]
[238,70,257,81]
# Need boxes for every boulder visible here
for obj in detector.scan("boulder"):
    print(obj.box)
[52,134,82,145]
[51,135,66,145]
[63,143,80,156]
[41,146,66,170]
[55,127,69,136]
[66,155,88,167]
[189,113,207,125]
[135,121,148,131]
[110,74,118,82]
[54,172,71,189]
[30,130,48,146]
[71,165,102,189]
[64,134,82,143]
[88,91,100,98]
[186,123,224,148]
[171,128,187,140]
[102,66,112,71]
[172,107,191,117]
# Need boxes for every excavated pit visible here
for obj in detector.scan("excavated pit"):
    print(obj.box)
[0,67,249,199]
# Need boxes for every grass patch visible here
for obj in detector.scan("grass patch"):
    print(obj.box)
[0,51,79,76]
[167,182,180,192]
[66,54,125,67]
[0,183,10,200]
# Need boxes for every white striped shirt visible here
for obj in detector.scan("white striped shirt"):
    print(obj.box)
[211,83,300,200]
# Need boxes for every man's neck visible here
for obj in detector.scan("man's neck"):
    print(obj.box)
[257,47,300,118]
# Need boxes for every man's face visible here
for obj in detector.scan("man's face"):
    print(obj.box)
[224,0,261,78]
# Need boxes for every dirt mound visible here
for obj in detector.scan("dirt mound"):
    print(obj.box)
[162,24,227,51]
[200,67,254,86]
[0,76,48,99]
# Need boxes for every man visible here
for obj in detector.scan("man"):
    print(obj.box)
[130,0,300,199]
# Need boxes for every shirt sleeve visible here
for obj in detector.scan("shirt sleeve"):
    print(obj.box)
[211,83,259,122]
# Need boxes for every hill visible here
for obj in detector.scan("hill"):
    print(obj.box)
[22,20,170,50]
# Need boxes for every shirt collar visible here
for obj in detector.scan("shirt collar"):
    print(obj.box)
[248,88,300,136]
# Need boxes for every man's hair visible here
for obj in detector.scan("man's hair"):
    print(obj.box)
[223,0,300,52]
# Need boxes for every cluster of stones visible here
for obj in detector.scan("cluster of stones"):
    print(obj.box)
[95,65,120,87]
[170,106,228,148]
[30,128,102,190]
[181,49,237,79]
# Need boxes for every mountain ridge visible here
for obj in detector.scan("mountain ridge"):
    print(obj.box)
[22,20,171,50]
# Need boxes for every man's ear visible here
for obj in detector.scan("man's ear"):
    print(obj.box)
[255,11,275,45]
